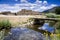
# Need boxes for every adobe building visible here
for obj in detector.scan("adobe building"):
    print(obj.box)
[17,9,42,15]
[0,11,16,15]
[0,9,44,15]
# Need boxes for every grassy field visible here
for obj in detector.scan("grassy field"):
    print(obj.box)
[0,15,46,27]
[0,15,60,40]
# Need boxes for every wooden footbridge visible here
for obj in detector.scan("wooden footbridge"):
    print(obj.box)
[28,18,60,35]
[31,18,60,25]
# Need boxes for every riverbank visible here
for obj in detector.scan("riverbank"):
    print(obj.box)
[0,15,46,27]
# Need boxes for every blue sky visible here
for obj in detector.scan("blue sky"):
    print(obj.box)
[0,0,60,12]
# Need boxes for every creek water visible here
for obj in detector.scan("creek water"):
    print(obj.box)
[4,27,46,40]
[0,22,55,40]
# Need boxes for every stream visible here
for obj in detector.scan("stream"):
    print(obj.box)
[4,27,46,40]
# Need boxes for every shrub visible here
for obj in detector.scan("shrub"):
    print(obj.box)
[46,13,60,18]
[0,20,11,30]
[55,7,60,14]
[55,15,60,18]
[46,13,56,18]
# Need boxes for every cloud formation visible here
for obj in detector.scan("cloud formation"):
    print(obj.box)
[0,1,57,13]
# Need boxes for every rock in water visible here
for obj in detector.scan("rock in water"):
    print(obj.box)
[4,27,46,40]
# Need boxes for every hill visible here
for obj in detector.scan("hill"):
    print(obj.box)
[43,6,60,13]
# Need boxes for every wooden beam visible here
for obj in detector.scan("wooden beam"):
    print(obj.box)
[32,18,60,21]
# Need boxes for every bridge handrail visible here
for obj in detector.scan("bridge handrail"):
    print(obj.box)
[32,18,60,21]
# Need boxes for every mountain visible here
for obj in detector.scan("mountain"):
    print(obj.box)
[43,6,60,13]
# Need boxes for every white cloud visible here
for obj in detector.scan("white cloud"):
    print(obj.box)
[36,0,42,3]
[20,0,28,3]
[39,1,42,4]
[43,1,48,4]
[15,0,18,1]
[0,1,58,13]
[21,0,26,2]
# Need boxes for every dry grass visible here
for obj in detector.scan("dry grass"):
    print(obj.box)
[0,15,46,27]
